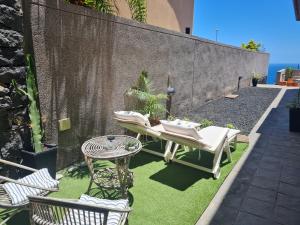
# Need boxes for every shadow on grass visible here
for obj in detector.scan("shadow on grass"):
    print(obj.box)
[149,146,236,191]
[129,152,162,169]
[3,210,30,225]
[149,163,211,191]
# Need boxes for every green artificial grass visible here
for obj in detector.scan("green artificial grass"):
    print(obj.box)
[2,142,248,225]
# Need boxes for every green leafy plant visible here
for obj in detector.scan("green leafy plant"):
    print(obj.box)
[127,0,147,22]
[183,116,191,121]
[12,55,43,153]
[84,0,118,14]
[66,0,147,22]
[241,40,261,52]
[252,72,262,81]
[167,114,177,121]
[125,71,167,121]
[285,67,294,81]
[200,119,214,128]
[226,123,236,129]
[287,88,300,109]
[125,140,137,150]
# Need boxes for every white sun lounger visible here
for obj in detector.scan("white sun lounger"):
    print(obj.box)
[114,111,240,178]
[160,125,237,178]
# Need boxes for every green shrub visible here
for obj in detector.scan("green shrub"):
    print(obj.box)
[241,40,261,52]
[226,123,236,129]
[200,119,214,128]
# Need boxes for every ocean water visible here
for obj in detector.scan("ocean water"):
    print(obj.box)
[267,63,300,84]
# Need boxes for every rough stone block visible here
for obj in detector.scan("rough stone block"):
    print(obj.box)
[0,130,22,159]
[0,95,11,109]
[0,29,23,47]
[0,84,9,96]
[0,4,23,32]
[0,0,21,9]
[0,66,26,83]
[0,47,24,66]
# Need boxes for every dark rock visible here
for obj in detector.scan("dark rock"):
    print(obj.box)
[0,48,24,66]
[10,90,27,108]
[0,130,22,177]
[0,29,23,47]
[0,95,12,109]
[0,85,9,96]
[0,0,21,9]
[0,66,26,83]
[0,4,23,32]
[0,113,11,131]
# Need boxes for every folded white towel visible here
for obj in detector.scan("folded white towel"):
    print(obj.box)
[3,168,59,205]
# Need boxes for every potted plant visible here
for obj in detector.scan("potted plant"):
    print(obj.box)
[125,140,138,151]
[252,72,262,87]
[287,88,300,132]
[285,67,293,82]
[125,71,167,126]
[12,55,57,178]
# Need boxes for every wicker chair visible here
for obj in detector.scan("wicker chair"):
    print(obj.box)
[0,159,59,225]
[29,195,131,225]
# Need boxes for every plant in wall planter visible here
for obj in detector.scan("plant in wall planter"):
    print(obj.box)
[287,88,300,132]
[12,55,57,178]
[252,72,262,87]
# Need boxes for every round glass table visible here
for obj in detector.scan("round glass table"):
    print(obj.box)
[81,135,142,198]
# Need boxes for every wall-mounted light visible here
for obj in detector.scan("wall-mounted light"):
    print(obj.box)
[166,76,176,119]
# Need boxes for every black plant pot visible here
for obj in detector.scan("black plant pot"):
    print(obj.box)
[252,79,258,87]
[289,108,300,132]
[21,144,57,178]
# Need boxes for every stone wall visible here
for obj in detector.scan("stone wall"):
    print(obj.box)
[27,0,269,168]
[0,0,27,167]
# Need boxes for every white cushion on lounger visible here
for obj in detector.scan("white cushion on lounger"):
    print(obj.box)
[227,129,240,142]
[62,194,128,225]
[114,111,150,127]
[160,119,203,140]
[198,126,229,151]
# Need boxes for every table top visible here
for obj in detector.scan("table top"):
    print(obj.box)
[81,135,142,160]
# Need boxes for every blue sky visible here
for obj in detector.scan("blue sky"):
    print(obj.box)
[193,0,300,63]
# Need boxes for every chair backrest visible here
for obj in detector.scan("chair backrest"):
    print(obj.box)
[114,111,151,127]
[28,196,128,225]
[160,120,202,140]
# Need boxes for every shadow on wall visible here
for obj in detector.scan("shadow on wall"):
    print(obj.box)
[43,0,117,167]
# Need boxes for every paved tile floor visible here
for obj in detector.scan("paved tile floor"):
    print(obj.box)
[210,89,300,225]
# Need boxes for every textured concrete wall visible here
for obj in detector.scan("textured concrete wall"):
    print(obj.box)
[27,0,269,168]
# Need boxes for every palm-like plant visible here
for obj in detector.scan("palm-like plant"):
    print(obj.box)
[126,71,167,121]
